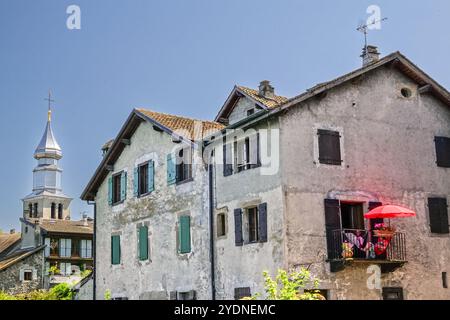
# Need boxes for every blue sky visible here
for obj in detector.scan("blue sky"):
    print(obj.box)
[1,0,450,231]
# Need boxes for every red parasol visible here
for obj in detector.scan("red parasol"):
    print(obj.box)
[364,205,416,219]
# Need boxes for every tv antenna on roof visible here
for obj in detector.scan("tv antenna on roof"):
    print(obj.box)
[357,17,388,50]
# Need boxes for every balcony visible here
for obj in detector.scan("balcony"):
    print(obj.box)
[328,228,407,273]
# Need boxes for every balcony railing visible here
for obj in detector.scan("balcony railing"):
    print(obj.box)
[328,228,406,263]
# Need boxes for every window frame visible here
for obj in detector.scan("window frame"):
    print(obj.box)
[176,147,193,184]
[435,136,450,168]
[23,270,33,282]
[80,239,93,259]
[112,171,123,205]
[217,212,227,238]
[138,161,150,197]
[317,129,343,166]
[246,207,259,244]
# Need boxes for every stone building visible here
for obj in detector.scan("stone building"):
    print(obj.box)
[0,107,94,294]
[82,47,450,300]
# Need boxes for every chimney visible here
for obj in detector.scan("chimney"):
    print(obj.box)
[10,229,15,234]
[361,45,380,66]
[258,80,275,99]
[83,213,88,226]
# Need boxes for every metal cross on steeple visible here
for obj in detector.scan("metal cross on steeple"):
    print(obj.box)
[44,90,55,122]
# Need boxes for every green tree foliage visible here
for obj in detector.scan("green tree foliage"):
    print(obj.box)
[248,268,325,300]
[0,283,74,300]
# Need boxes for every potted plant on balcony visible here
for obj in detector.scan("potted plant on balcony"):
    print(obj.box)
[372,223,396,238]
[342,242,354,259]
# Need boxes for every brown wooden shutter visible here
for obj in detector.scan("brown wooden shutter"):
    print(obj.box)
[324,199,341,260]
[258,203,268,243]
[234,208,243,246]
[223,137,233,176]
[318,129,342,165]
[435,137,450,168]
[428,198,449,234]
[368,202,383,230]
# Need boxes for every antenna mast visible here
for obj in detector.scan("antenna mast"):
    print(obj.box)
[357,17,388,51]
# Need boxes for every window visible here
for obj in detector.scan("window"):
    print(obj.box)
[443,272,448,289]
[247,109,255,116]
[235,137,251,172]
[217,213,226,237]
[23,270,33,281]
[340,202,364,230]
[44,238,51,257]
[428,198,449,234]
[58,204,63,219]
[382,287,404,300]
[435,136,450,168]
[51,203,56,219]
[176,148,192,184]
[177,291,197,300]
[318,129,342,165]
[178,216,191,254]
[111,235,121,265]
[234,134,260,173]
[135,161,154,197]
[33,203,38,218]
[138,226,149,261]
[28,204,33,218]
[113,174,122,204]
[80,240,92,259]
[234,287,251,300]
[247,207,259,243]
[60,263,72,276]
[59,239,72,258]
[401,88,412,98]
[108,171,127,205]
[234,203,268,246]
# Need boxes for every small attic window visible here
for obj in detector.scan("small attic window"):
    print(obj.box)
[401,88,412,98]
[247,109,255,116]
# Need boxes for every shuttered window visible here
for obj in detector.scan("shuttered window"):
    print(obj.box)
[258,203,268,243]
[135,161,155,197]
[223,137,233,177]
[428,198,449,234]
[179,216,191,254]
[234,287,251,300]
[44,238,51,257]
[435,136,450,168]
[138,226,149,261]
[80,240,92,259]
[110,171,127,205]
[234,208,243,246]
[176,148,192,183]
[324,199,341,260]
[167,154,176,185]
[318,129,342,165]
[59,239,72,258]
[111,235,121,265]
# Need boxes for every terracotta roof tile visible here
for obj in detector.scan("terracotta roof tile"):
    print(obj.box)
[39,219,94,235]
[237,86,288,109]
[136,109,225,140]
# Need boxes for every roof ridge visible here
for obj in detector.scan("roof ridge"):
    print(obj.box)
[237,85,288,100]
[136,108,222,125]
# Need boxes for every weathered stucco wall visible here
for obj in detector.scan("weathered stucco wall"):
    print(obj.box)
[74,277,94,300]
[280,65,450,299]
[213,115,286,299]
[0,250,44,295]
[228,97,261,125]
[95,121,212,300]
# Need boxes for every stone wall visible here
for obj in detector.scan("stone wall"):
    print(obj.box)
[0,249,44,295]
[95,121,212,300]
[280,66,450,299]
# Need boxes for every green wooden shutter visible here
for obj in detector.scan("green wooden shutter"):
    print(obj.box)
[111,235,121,265]
[133,167,139,197]
[148,161,155,192]
[234,209,243,246]
[120,171,127,201]
[167,154,176,185]
[108,177,113,205]
[139,226,149,261]
[179,216,191,254]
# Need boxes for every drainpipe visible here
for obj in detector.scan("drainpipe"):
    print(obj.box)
[87,200,96,301]
[208,160,216,300]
